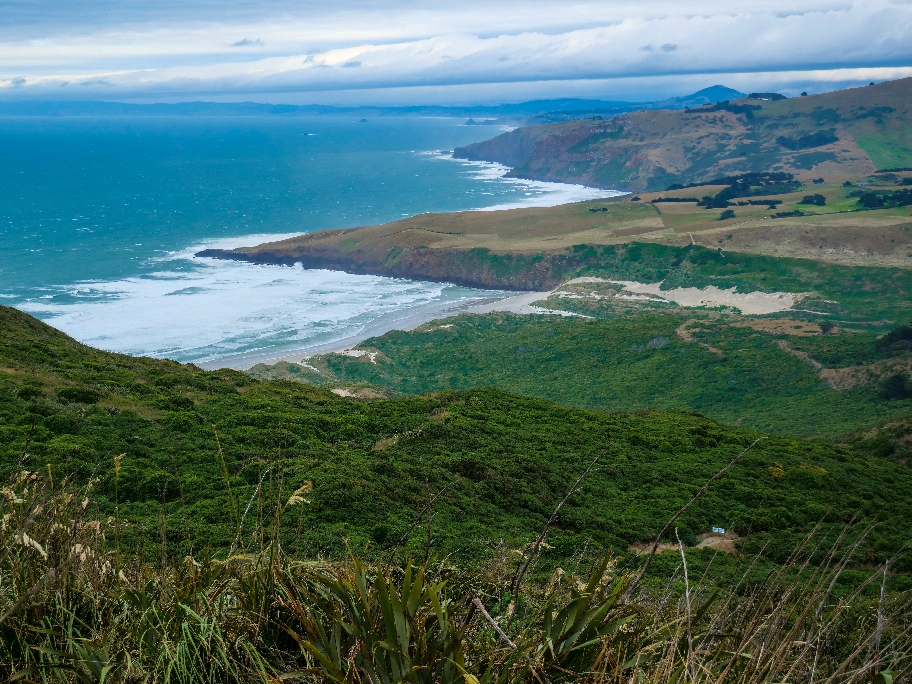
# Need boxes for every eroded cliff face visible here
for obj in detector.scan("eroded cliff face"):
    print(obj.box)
[455,114,672,191]
[197,244,568,291]
[453,121,595,169]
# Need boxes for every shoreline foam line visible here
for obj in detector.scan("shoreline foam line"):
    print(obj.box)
[21,166,624,369]
[229,290,585,371]
[203,290,514,370]
[432,153,626,210]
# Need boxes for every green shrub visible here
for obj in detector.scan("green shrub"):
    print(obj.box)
[56,386,102,404]
[798,193,826,206]
[777,129,838,150]
[881,372,912,400]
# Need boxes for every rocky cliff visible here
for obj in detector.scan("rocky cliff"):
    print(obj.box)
[198,241,565,291]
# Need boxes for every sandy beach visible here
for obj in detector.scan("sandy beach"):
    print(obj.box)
[206,289,563,370]
[216,274,807,371]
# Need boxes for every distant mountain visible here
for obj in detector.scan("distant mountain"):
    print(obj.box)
[652,84,746,108]
[0,87,738,122]
[454,79,912,191]
[0,97,651,121]
[0,98,640,119]
[524,85,747,124]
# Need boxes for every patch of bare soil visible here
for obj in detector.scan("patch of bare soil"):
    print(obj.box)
[696,531,740,554]
[675,319,725,356]
[373,436,399,451]
[248,360,326,382]
[776,340,824,370]
[820,355,912,391]
[330,385,388,400]
[336,347,388,364]
[777,341,912,391]
[627,541,679,555]
[558,278,804,315]
[628,531,740,556]
[732,319,825,336]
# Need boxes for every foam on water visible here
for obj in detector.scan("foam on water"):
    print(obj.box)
[432,155,626,210]
[19,160,614,367]
[21,233,499,367]
[9,119,623,368]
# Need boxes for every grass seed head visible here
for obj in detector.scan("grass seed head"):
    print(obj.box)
[285,481,313,508]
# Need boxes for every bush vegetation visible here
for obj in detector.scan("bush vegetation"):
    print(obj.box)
[4,304,912,569]
[777,130,839,151]
[292,312,912,438]
[857,189,912,209]
[445,241,912,326]
[2,469,910,683]
[3,292,912,680]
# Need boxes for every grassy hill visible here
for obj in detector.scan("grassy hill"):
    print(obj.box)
[199,169,912,291]
[3,304,912,577]
[453,78,912,191]
[250,310,912,440]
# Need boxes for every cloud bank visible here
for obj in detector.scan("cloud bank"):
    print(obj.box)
[1,0,910,102]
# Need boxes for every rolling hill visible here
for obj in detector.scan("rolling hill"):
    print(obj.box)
[2,304,912,572]
[453,78,912,191]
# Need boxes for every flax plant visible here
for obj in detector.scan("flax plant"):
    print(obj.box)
[1,467,910,684]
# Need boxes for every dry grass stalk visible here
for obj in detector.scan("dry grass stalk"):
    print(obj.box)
[1,457,910,684]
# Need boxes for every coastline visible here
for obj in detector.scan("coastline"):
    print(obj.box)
[434,154,625,210]
[193,177,619,371]
[207,289,569,370]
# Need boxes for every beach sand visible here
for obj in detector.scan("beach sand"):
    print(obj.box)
[208,290,563,370]
[221,274,806,371]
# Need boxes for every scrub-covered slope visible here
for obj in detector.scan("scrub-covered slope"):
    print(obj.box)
[453,79,912,191]
[3,304,912,569]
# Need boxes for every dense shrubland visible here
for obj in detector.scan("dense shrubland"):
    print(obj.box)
[272,312,912,438]
[2,465,910,683]
[3,305,912,681]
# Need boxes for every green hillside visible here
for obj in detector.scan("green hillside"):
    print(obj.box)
[254,311,912,440]
[453,78,912,191]
[3,305,912,575]
[250,240,912,440]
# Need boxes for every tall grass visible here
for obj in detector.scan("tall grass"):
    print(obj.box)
[1,467,909,683]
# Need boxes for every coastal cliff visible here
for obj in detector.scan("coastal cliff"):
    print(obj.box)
[453,79,912,191]
[197,166,912,289]
[198,240,567,290]
[195,199,666,290]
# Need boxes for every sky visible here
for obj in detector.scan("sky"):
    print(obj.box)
[1,0,911,105]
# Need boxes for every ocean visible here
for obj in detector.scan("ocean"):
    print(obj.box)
[0,114,616,367]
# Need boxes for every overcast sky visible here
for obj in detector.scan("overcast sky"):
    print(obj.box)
[1,0,911,104]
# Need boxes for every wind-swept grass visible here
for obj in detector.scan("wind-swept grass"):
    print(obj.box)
[2,466,910,684]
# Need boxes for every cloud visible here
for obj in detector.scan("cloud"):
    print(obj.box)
[0,0,910,101]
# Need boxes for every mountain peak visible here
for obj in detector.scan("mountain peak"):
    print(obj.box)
[655,85,747,108]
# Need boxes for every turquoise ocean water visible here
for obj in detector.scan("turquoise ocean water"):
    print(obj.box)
[0,115,615,366]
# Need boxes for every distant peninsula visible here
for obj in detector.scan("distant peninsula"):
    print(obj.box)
[453,79,912,192]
